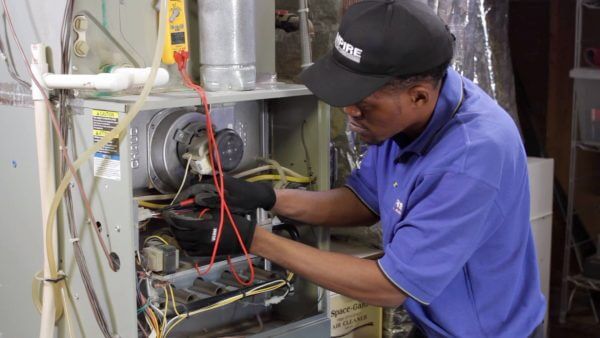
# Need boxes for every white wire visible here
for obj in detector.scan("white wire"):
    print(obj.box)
[170,156,193,205]
[233,165,273,178]
[262,159,287,188]
[234,164,307,179]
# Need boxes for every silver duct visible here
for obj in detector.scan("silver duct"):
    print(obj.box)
[198,0,257,91]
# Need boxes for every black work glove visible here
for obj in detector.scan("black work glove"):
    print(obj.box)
[175,175,276,213]
[163,209,256,256]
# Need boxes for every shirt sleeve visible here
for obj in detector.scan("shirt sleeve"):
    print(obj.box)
[378,171,500,305]
[344,146,380,215]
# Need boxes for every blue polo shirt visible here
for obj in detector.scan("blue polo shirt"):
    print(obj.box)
[346,68,545,337]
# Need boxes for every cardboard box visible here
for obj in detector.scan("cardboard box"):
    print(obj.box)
[330,293,382,338]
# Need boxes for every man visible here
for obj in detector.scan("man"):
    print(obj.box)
[172,0,546,336]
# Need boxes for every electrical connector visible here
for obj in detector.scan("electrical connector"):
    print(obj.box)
[138,207,155,222]
[264,295,287,306]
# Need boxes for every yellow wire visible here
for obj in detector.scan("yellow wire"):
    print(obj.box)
[247,280,288,295]
[142,297,160,338]
[165,294,244,337]
[144,235,169,246]
[161,286,169,337]
[139,201,168,209]
[147,307,160,338]
[165,316,186,338]
[144,315,157,338]
[168,284,181,316]
[246,174,312,184]
[164,274,293,336]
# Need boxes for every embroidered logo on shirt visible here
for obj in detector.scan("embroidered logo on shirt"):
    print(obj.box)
[394,199,404,216]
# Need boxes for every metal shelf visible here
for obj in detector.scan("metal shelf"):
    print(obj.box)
[560,0,600,324]
[570,68,600,81]
[577,142,600,152]
[566,274,600,323]
[568,274,600,292]
[75,83,313,111]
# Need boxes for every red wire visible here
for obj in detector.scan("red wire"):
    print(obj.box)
[198,208,210,218]
[175,51,255,286]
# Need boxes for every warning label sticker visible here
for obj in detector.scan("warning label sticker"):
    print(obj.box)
[92,109,121,181]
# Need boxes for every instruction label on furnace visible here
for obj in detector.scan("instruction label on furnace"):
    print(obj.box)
[92,109,121,181]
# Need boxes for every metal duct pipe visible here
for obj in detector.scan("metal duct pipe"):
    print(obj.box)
[198,0,256,91]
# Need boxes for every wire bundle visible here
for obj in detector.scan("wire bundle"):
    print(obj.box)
[234,160,313,188]
[160,272,294,337]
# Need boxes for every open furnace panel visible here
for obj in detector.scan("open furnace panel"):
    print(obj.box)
[61,89,330,337]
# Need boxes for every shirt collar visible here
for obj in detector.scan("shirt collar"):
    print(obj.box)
[393,68,464,160]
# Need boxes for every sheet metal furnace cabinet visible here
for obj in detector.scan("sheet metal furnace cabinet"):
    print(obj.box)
[0,84,331,337]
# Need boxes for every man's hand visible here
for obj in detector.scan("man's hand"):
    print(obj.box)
[175,175,276,213]
[163,209,256,256]
[250,226,407,307]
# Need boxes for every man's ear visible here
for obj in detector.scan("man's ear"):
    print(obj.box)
[408,85,431,107]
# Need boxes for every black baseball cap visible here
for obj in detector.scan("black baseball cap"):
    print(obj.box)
[300,0,454,107]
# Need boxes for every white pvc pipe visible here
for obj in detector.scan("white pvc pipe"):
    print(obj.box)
[36,102,57,338]
[112,67,169,87]
[43,72,132,92]
[31,44,57,338]
[42,67,169,92]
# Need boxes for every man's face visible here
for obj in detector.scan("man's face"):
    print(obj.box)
[343,87,429,145]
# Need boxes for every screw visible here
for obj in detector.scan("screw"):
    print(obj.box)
[74,40,89,57]
[114,226,121,233]
[74,293,80,300]
[73,16,88,31]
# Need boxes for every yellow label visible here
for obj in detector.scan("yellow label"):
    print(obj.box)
[92,109,119,119]
[162,0,188,64]
[92,130,111,137]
